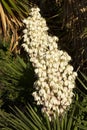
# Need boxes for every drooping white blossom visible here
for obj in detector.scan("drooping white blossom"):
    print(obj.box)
[22,7,77,120]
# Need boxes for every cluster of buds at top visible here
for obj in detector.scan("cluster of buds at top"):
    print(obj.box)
[22,7,77,120]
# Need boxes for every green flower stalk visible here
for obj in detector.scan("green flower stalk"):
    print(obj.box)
[22,7,77,120]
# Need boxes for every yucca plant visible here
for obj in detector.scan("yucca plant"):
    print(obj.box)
[0,50,87,130]
[0,0,30,52]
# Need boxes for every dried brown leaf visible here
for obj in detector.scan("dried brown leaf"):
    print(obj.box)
[0,3,6,36]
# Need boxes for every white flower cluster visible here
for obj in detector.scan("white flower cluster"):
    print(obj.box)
[22,7,77,120]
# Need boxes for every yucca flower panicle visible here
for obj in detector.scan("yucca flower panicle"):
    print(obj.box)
[22,6,77,120]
